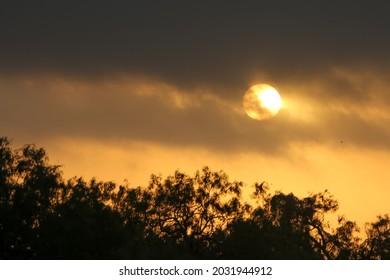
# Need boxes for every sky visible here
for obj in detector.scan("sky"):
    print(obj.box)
[1,1,390,229]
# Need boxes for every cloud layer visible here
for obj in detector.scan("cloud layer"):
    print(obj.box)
[1,2,390,155]
[1,70,390,156]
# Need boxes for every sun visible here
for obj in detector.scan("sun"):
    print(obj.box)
[243,84,282,120]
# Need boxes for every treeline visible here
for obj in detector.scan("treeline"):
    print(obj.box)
[0,137,389,259]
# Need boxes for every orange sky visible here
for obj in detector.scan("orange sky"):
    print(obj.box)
[3,74,389,230]
[1,2,390,231]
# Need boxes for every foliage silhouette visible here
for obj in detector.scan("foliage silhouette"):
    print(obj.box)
[144,168,250,259]
[0,137,389,259]
[358,214,390,259]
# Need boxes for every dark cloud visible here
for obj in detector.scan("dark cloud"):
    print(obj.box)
[1,2,390,154]
[1,78,288,154]
[1,1,390,96]
[1,75,390,155]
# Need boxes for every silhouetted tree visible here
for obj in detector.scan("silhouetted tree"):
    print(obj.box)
[36,178,132,259]
[1,137,389,259]
[325,216,361,259]
[221,183,321,259]
[254,187,360,259]
[0,137,63,259]
[144,167,250,258]
[112,185,155,258]
[358,214,390,259]
[0,138,147,259]
[220,183,360,259]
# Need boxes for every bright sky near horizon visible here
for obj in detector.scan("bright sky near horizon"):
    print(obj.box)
[1,2,390,229]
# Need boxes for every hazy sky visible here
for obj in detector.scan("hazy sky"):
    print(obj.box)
[1,2,390,228]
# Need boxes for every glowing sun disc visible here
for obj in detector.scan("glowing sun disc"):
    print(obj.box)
[243,84,282,120]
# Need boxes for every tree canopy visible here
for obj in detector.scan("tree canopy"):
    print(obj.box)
[0,137,389,259]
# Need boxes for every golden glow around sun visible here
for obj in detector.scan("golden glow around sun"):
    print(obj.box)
[243,84,282,120]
